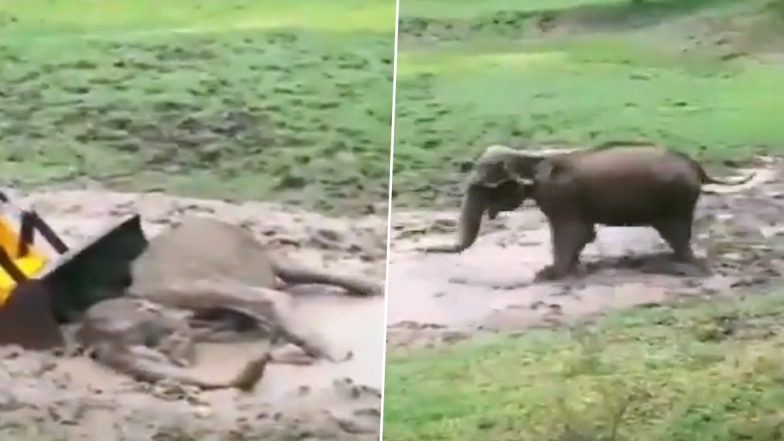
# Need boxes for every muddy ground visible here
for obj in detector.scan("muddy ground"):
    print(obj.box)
[0,186,387,440]
[387,157,784,349]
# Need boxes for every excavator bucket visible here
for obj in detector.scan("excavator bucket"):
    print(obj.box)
[0,195,148,350]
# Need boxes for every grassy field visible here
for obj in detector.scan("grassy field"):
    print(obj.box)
[0,0,395,214]
[392,0,784,209]
[383,291,784,441]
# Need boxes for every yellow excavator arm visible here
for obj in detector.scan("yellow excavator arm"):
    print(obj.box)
[0,191,148,350]
[0,216,47,305]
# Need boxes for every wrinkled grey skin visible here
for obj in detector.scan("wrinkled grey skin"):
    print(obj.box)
[76,297,271,391]
[426,142,756,280]
[127,217,385,364]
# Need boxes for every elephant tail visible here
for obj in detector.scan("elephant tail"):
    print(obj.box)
[673,150,756,186]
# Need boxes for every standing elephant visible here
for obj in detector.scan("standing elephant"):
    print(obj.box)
[425,142,755,280]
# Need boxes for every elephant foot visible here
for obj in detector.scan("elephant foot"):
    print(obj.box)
[534,265,575,282]
[271,345,353,365]
[270,346,317,365]
[330,350,354,363]
[675,259,711,277]
[420,244,464,254]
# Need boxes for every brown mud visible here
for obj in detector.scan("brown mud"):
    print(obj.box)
[0,188,386,440]
[387,157,784,349]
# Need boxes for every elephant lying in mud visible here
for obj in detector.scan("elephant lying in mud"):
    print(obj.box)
[124,216,383,365]
[426,142,756,280]
[75,297,271,391]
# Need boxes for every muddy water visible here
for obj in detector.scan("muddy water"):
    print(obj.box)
[387,160,784,349]
[1,189,386,440]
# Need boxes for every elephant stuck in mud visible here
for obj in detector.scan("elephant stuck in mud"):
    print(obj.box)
[70,216,386,389]
[75,297,272,391]
[128,216,383,363]
[425,142,756,281]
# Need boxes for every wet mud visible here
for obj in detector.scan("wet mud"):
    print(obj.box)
[0,188,386,440]
[387,158,784,349]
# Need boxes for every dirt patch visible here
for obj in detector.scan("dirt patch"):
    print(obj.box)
[0,188,386,440]
[386,158,784,349]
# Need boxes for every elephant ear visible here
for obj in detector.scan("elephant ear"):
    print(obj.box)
[502,160,534,187]
[485,180,530,220]
[468,160,508,188]
[533,158,563,182]
[470,145,545,188]
[469,145,520,187]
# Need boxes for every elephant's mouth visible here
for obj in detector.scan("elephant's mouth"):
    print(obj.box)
[480,179,532,219]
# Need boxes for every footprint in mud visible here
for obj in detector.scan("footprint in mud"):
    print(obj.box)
[330,378,382,434]
[254,377,381,438]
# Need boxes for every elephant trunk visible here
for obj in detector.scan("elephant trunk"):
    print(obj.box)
[424,185,486,254]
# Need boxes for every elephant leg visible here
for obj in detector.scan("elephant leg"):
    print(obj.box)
[652,218,709,276]
[571,225,596,266]
[126,344,177,366]
[273,262,382,297]
[653,218,696,263]
[91,342,270,391]
[143,280,350,363]
[269,345,321,365]
[157,332,197,368]
[536,219,594,281]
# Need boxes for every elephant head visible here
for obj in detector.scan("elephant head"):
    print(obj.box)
[425,145,545,253]
[467,144,545,188]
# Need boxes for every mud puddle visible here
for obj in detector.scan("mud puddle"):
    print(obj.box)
[387,158,784,349]
[0,188,386,440]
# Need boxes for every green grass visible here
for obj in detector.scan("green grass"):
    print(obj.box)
[0,0,395,214]
[392,0,784,209]
[0,0,393,34]
[383,291,784,441]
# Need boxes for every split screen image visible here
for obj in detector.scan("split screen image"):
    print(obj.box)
[1,1,782,440]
